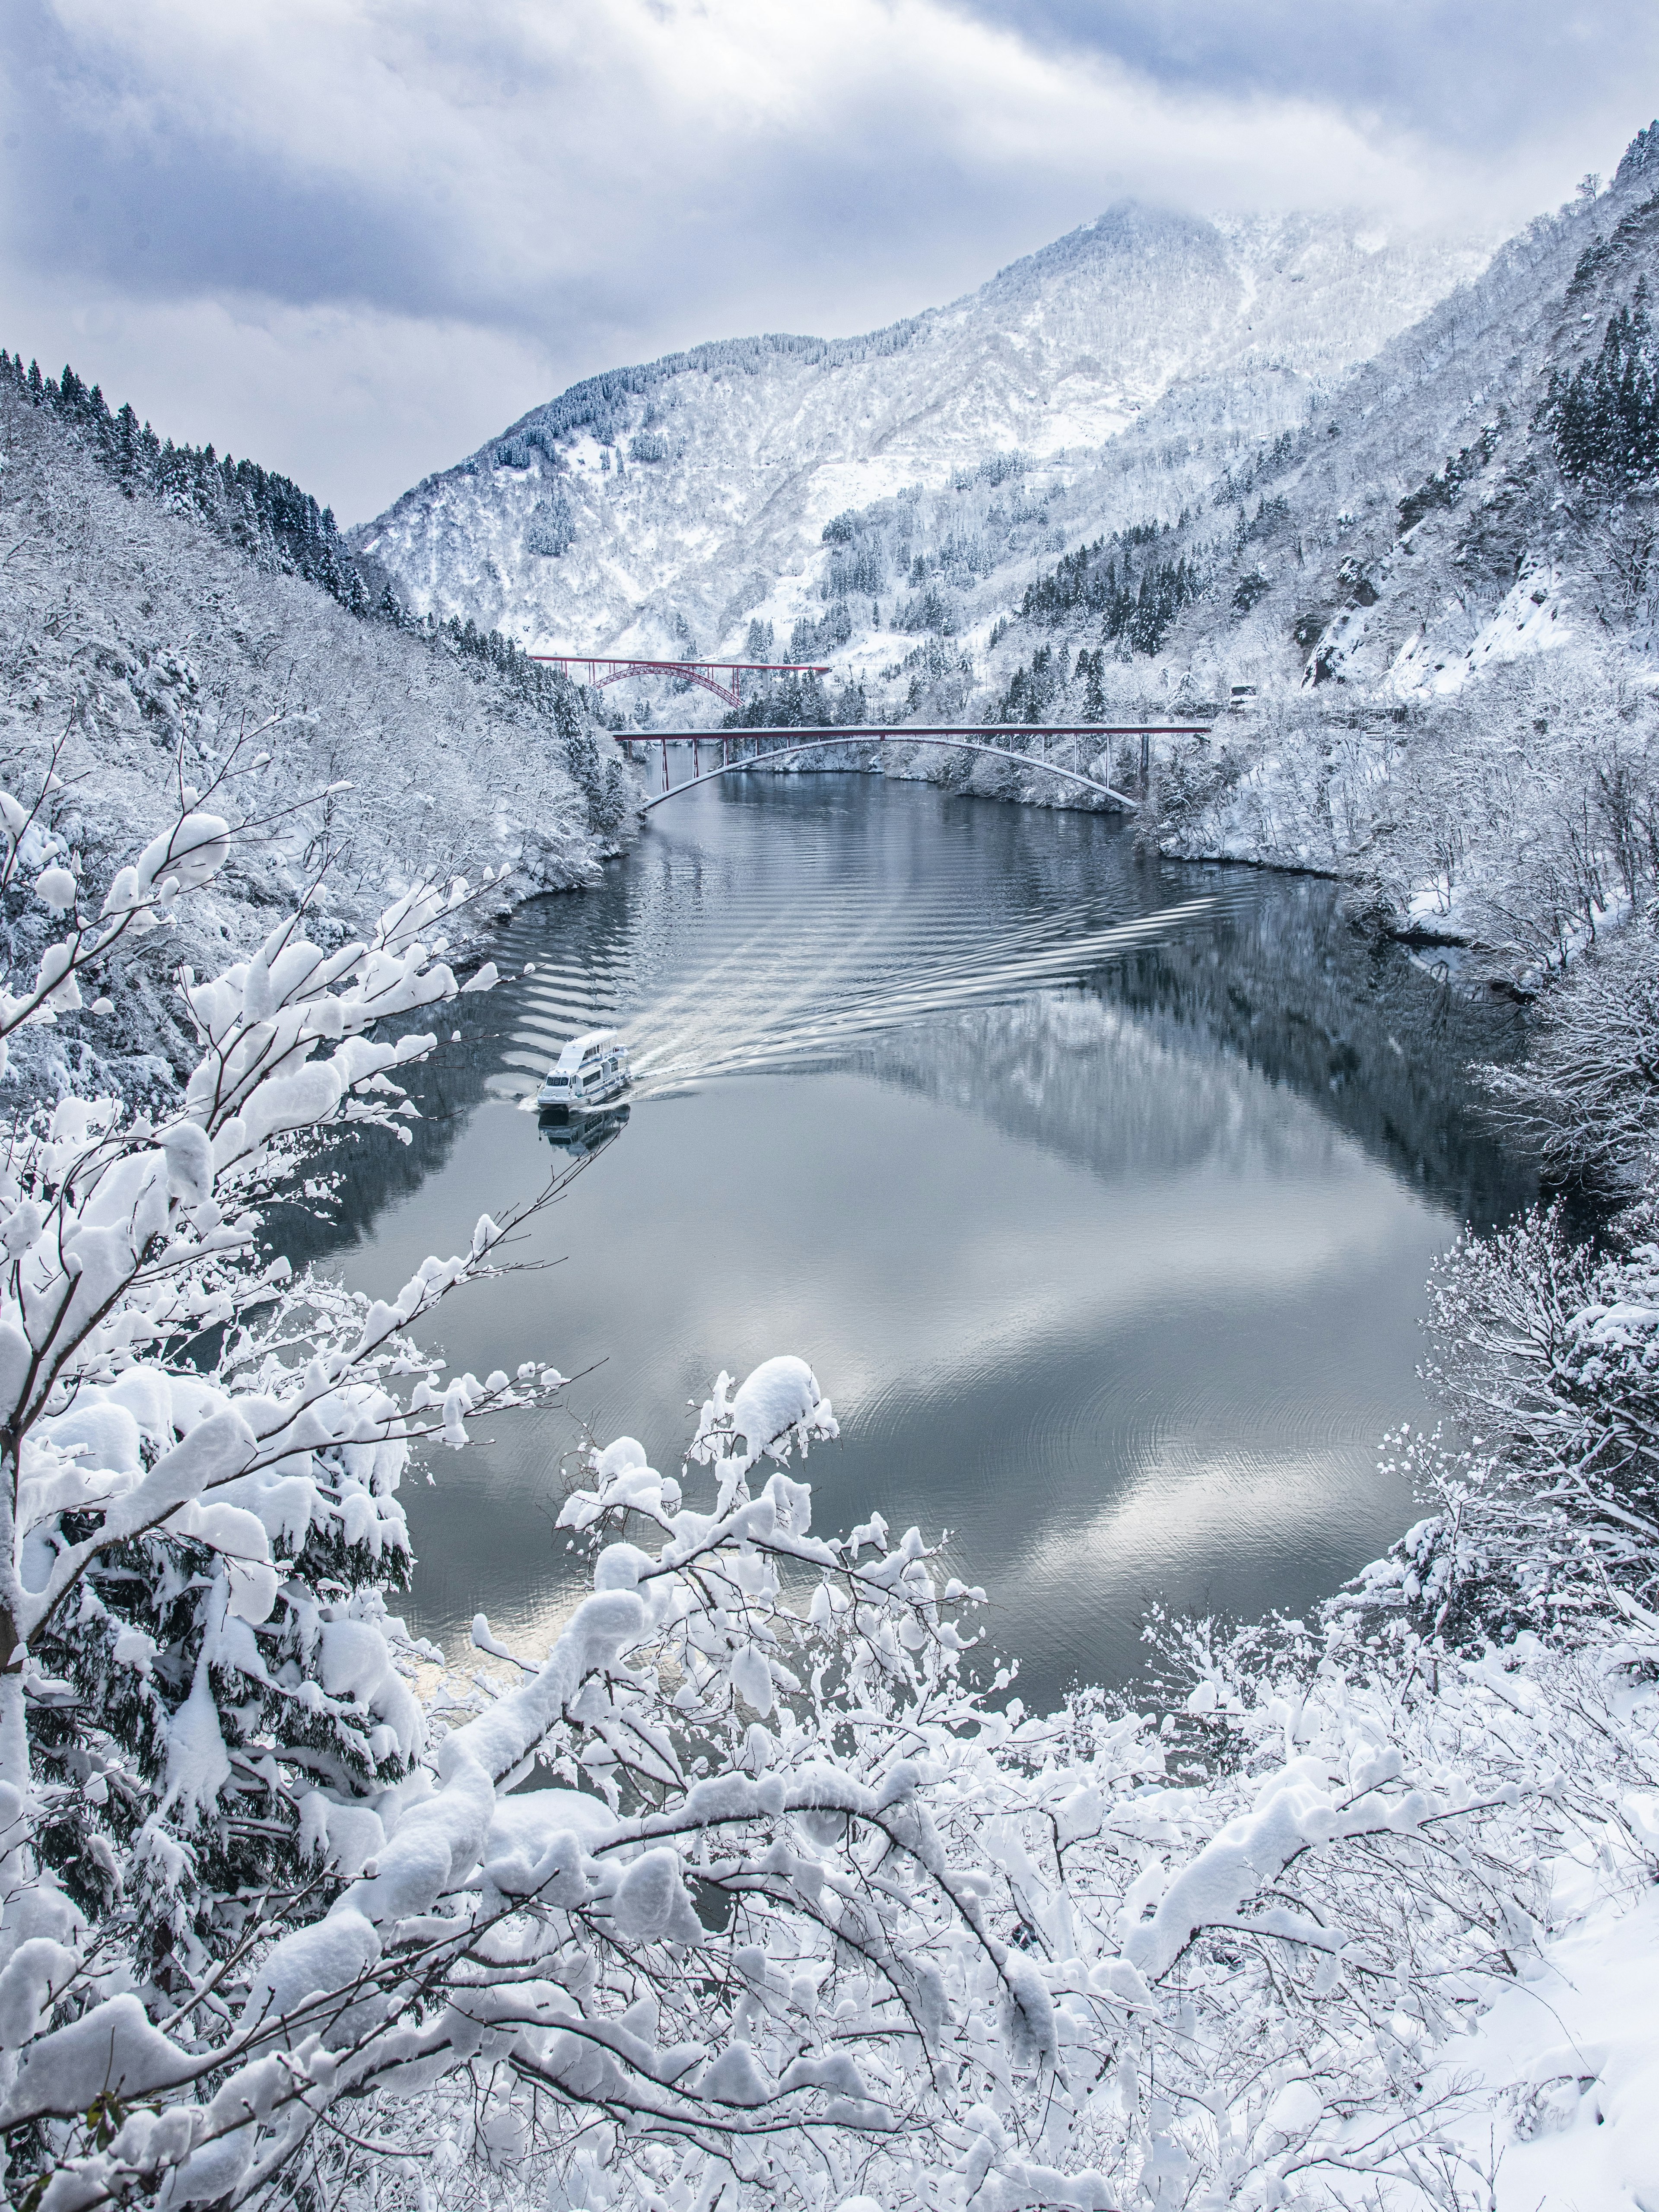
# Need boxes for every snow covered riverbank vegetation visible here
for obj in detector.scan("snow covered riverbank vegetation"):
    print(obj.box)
[3,769,1659,2211]
[1146,653,1659,973]
[0,357,634,1105]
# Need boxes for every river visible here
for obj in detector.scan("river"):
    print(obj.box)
[309,772,1530,1710]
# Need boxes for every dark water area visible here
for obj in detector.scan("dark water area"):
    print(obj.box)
[308,773,1531,1710]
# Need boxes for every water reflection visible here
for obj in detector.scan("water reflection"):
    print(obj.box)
[538,1103,630,1164]
[312,774,1530,1708]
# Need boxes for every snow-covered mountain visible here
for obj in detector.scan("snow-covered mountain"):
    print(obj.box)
[1176,126,1659,700]
[0,362,632,1100]
[961,125,1659,728]
[352,204,1490,696]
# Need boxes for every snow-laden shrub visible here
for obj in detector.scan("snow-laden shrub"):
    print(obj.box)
[0,759,561,1983]
[1331,1198,1659,1655]
[1480,910,1659,1187]
[5,758,1659,2212]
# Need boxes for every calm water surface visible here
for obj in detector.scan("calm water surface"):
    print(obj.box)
[316,775,1529,1707]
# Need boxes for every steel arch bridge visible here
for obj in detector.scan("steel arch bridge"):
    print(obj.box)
[621,725,1212,814]
[529,655,830,711]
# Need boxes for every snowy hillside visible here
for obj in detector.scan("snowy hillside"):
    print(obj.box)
[826,124,1659,973]
[352,203,1489,699]
[963,125,1659,723]
[0,369,632,1100]
[1151,123,1659,702]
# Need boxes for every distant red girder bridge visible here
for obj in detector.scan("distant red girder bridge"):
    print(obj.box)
[617,725,1213,815]
[528,655,831,711]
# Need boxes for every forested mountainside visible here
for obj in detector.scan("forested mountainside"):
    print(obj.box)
[1120,119,1659,702]
[352,206,1488,677]
[905,126,1659,717]
[0,359,633,1101]
[1094,126,1659,973]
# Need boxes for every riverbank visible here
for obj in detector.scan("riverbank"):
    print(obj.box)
[740,655,1656,998]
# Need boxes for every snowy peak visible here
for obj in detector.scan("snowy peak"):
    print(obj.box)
[352,201,1489,679]
[975,202,1458,396]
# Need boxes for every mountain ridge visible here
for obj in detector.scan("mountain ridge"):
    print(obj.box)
[351,199,1492,691]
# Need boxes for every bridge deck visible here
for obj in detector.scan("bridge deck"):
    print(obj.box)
[531,657,831,708]
[618,725,1210,741]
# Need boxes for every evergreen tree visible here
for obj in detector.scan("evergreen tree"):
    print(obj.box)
[1016,520,1203,655]
[1546,281,1659,485]
[31,1316,422,1994]
[1082,647,1106,721]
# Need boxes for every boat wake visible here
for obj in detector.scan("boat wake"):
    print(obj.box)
[492,857,1255,1106]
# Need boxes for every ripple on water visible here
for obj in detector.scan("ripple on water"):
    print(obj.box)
[492,858,1255,1104]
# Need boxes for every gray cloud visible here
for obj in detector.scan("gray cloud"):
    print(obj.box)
[947,0,1656,157]
[3,1,493,318]
[0,0,1644,519]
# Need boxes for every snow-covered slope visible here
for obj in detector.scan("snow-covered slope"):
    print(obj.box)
[353,204,1489,688]
[1159,126,1659,702]
[966,122,1659,733]
[0,378,632,1101]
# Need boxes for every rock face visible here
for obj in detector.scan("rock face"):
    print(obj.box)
[351,204,1490,686]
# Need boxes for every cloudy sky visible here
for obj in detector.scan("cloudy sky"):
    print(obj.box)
[2,0,1650,522]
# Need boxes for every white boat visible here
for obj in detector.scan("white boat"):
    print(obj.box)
[537,1029,631,1110]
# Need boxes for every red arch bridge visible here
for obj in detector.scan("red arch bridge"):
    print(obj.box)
[529,655,830,710]
[617,726,1212,814]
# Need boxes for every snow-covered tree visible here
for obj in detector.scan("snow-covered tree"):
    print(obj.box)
[1479,909,1659,1187]
[0,766,572,2184]
[5,760,1659,2212]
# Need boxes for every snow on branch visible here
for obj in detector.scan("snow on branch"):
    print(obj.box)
[3,756,1659,2212]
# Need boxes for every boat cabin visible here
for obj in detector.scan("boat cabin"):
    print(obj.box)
[537,1029,630,1109]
